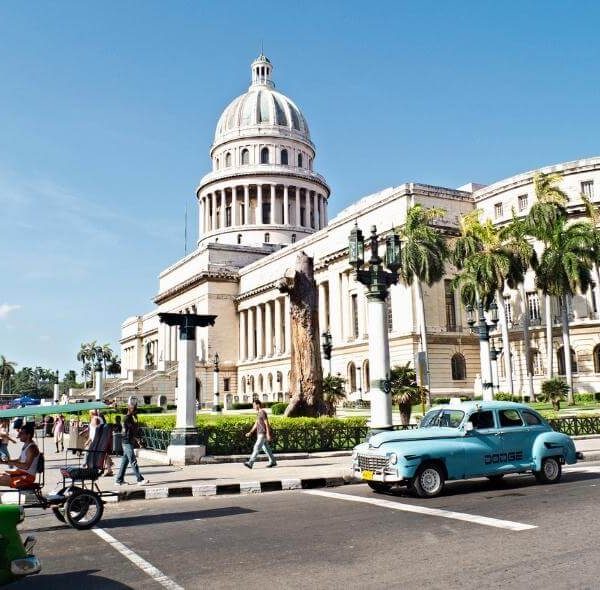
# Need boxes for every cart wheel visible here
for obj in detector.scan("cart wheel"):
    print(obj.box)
[64,490,104,530]
[52,506,66,523]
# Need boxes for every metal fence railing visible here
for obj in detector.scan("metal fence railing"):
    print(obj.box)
[548,416,600,436]
[138,427,171,451]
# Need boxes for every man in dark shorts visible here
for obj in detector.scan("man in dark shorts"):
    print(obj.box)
[244,399,277,469]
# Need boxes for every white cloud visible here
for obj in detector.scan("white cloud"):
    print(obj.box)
[0,304,21,319]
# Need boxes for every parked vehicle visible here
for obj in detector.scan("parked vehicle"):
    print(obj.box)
[0,505,41,585]
[352,400,583,498]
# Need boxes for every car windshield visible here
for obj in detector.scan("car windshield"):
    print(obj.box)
[420,409,464,428]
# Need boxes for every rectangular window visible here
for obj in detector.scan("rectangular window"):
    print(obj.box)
[504,297,513,326]
[351,294,359,338]
[224,378,230,392]
[494,202,503,218]
[527,292,541,322]
[518,194,528,211]
[581,180,594,199]
[444,280,456,331]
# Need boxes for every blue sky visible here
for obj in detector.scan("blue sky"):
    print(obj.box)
[1,1,599,376]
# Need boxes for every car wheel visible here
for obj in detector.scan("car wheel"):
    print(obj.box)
[534,457,562,484]
[367,482,391,493]
[486,474,505,484]
[411,463,445,498]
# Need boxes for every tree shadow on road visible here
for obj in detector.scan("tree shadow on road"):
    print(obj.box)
[10,570,134,589]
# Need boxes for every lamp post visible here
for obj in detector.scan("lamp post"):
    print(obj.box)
[93,346,104,401]
[466,300,499,401]
[356,366,363,402]
[348,223,400,432]
[489,339,499,397]
[321,330,333,375]
[212,353,222,414]
[53,370,60,404]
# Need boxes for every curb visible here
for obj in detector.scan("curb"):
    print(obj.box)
[115,475,357,502]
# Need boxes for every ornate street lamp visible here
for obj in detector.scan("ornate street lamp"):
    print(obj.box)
[212,352,221,414]
[321,330,333,375]
[53,370,60,404]
[356,366,363,403]
[348,223,400,432]
[466,299,500,400]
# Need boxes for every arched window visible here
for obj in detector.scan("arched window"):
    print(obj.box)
[594,344,600,373]
[268,373,273,392]
[276,371,283,391]
[281,149,288,165]
[528,349,544,376]
[237,234,242,244]
[225,152,232,167]
[297,153,303,167]
[260,147,270,164]
[451,353,466,381]
[262,394,268,402]
[215,158,220,170]
[241,378,246,394]
[347,362,356,392]
[264,233,270,243]
[241,149,250,165]
[250,375,255,393]
[557,346,578,375]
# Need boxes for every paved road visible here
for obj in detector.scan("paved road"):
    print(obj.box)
[11,462,600,590]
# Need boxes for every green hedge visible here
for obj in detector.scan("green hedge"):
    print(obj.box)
[231,401,279,410]
[270,402,288,415]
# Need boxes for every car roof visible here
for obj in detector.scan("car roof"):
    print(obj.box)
[430,400,533,412]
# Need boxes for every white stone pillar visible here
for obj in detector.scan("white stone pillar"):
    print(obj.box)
[341,271,349,340]
[329,270,342,344]
[256,304,264,358]
[367,295,393,430]
[265,301,273,357]
[220,190,226,228]
[158,323,167,370]
[270,184,276,224]
[295,187,301,226]
[283,185,289,225]
[239,310,247,361]
[231,186,238,226]
[244,185,250,225]
[53,382,60,404]
[480,337,494,402]
[306,189,312,228]
[274,297,282,355]
[257,185,263,225]
[247,307,255,359]
[284,296,291,354]
[318,283,327,334]
[94,367,104,401]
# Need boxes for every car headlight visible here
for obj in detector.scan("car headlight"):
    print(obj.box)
[387,453,398,465]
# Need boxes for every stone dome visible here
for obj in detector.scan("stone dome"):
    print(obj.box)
[214,54,311,145]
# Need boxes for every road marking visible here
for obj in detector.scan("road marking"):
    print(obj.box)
[92,528,184,590]
[304,489,537,531]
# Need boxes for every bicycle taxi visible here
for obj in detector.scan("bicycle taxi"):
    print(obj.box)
[0,401,116,530]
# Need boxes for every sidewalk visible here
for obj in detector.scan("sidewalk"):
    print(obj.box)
[4,435,600,503]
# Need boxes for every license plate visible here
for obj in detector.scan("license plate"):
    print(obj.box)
[362,470,374,481]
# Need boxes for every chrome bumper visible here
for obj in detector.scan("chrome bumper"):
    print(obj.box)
[352,466,403,483]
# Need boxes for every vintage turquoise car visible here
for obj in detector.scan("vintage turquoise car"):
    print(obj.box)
[0,504,41,585]
[352,401,582,498]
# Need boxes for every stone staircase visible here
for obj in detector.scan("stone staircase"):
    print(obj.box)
[104,365,178,405]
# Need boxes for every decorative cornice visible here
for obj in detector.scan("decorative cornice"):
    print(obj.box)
[154,270,239,305]
[235,280,279,305]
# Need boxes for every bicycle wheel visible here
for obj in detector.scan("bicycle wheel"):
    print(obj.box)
[64,490,104,530]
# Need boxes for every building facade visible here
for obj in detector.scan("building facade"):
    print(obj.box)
[113,55,600,407]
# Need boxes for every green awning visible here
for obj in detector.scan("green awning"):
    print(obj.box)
[0,401,108,419]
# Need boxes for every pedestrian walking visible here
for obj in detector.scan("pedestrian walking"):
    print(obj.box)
[52,414,65,453]
[115,404,149,486]
[244,399,277,469]
[0,419,16,461]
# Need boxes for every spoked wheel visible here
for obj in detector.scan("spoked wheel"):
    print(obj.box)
[64,490,104,529]
[367,482,392,493]
[52,506,66,523]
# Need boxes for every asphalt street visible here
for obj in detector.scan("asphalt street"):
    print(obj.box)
[10,462,600,590]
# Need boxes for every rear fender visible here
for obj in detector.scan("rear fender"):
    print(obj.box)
[532,432,578,470]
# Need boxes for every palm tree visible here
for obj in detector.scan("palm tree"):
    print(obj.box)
[538,377,569,411]
[100,343,114,377]
[77,343,90,388]
[527,171,569,380]
[580,194,600,316]
[453,211,527,396]
[534,215,594,403]
[399,204,448,403]
[322,374,346,416]
[107,355,121,377]
[0,355,17,395]
[390,362,426,426]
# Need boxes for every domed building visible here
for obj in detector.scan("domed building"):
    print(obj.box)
[115,54,600,415]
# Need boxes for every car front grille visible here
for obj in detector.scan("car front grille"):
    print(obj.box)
[357,453,388,471]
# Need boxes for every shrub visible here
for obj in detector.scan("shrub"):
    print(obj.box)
[342,400,370,409]
[432,398,450,405]
[538,378,569,411]
[574,393,596,404]
[231,403,253,410]
[271,402,288,415]
[494,393,514,402]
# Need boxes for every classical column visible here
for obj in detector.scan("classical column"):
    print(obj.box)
[295,187,301,226]
[239,310,247,361]
[244,185,250,225]
[256,304,264,358]
[231,186,238,226]
[318,283,328,333]
[265,301,273,357]
[247,307,255,359]
[323,196,328,226]
[329,270,342,344]
[313,192,319,229]
[283,185,289,225]
[270,184,276,224]
[340,271,349,340]
[220,190,226,228]
[305,189,312,228]
[257,184,263,225]
[211,194,217,231]
[284,295,291,354]
[274,297,282,355]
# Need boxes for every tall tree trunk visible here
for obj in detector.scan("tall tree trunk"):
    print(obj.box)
[594,264,600,319]
[561,303,574,404]
[496,288,514,395]
[278,252,325,417]
[545,294,554,379]
[520,284,535,401]
[414,281,431,405]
